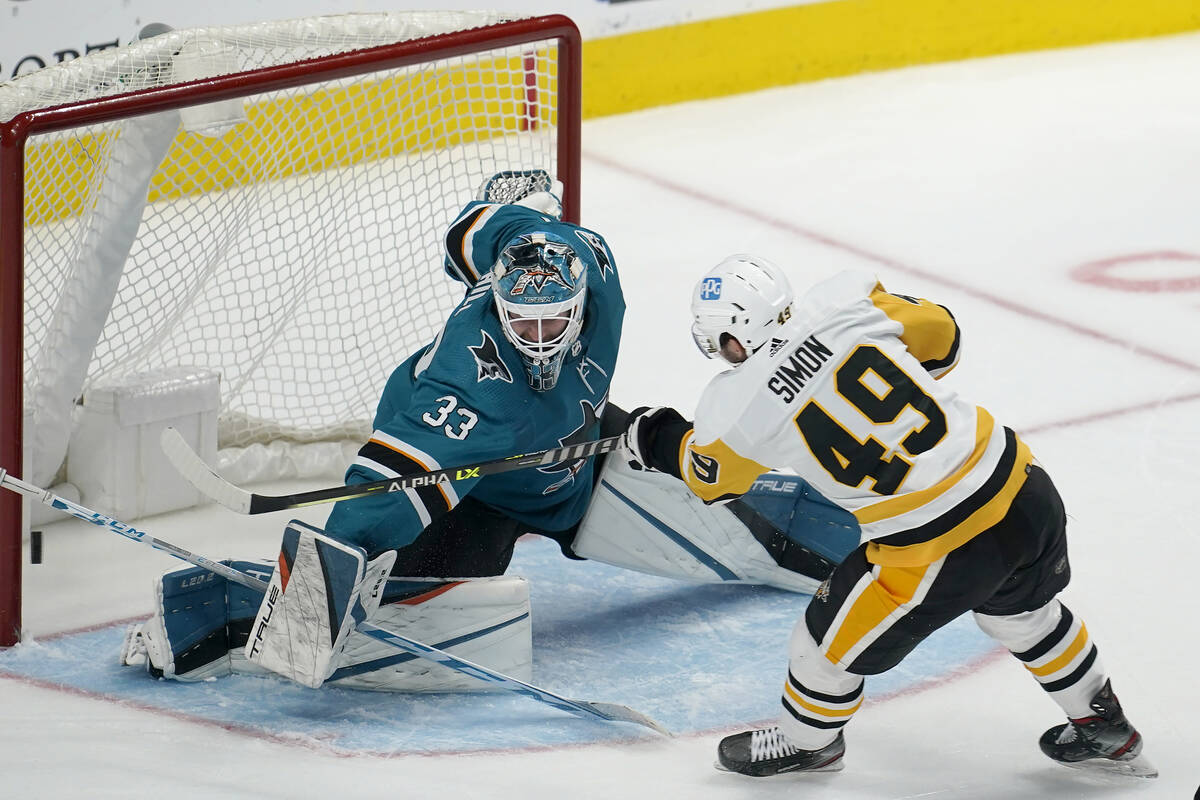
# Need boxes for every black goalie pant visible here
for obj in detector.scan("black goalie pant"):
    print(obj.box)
[806,465,1071,676]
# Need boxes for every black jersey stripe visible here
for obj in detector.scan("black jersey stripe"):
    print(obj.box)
[1039,644,1099,694]
[358,440,454,516]
[871,427,1019,549]
[920,304,960,373]
[781,698,852,729]
[1013,605,1076,663]
[444,206,490,283]
[787,669,864,705]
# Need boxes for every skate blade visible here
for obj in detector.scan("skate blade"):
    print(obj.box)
[1057,753,1158,780]
[713,755,845,776]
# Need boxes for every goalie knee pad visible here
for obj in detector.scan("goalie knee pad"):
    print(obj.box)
[572,457,844,593]
[329,574,532,692]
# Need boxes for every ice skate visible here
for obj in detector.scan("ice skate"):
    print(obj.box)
[1039,680,1157,779]
[715,727,844,777]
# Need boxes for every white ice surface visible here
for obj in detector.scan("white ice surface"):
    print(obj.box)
[5,32,1200,798]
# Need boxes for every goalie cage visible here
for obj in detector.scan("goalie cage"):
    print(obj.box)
[0,11,582,646]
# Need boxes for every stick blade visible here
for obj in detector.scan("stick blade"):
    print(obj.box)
[581,701,673,737]
[160,427,252,514]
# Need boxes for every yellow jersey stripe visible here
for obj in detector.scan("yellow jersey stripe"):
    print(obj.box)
[825,563,931,664]
[864,436,1031,567]
[855,407,995,525]
[783,681,864,718]
[683,435,770,504]
[1027,624,1090,678]
[869,284,958,369]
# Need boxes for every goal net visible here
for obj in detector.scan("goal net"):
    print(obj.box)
[0,12,581,645]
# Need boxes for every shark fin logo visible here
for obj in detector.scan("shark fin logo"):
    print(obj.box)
[468,331,513,383]
[539,396,605,494]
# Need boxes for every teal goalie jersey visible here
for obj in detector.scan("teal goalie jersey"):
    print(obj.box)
[325,201,624,556]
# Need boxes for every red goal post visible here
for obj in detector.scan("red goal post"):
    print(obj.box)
[0,13,582,646]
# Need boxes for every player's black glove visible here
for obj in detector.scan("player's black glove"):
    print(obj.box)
[622,406,689,478]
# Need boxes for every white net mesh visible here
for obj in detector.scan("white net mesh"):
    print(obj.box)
[11,12,568,485]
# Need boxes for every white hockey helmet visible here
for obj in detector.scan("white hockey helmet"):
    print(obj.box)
[690,254,794,363]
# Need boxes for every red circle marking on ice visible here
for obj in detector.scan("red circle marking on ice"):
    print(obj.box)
[1071,251,1200,292]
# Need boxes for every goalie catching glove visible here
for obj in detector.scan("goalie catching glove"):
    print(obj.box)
[475,169,563,219]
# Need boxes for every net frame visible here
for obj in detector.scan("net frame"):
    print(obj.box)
[0,13,582,646]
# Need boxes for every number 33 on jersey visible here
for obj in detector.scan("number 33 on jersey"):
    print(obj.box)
[680,270,1033,569]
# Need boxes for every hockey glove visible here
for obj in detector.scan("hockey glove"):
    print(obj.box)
[513,190,563,219]
[475,169,563,218]
[622,406,690,478]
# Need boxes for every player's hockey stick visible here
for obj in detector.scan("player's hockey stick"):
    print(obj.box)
[0,469,670,735]
[160,426,624,515]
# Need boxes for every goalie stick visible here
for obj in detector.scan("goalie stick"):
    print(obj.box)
[160,426,624,515]
[0,468,670,735]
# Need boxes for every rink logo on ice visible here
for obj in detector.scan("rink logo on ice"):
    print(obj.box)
[699,277,722,300]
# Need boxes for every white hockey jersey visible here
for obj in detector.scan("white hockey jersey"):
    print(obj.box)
[679,270,1032,568]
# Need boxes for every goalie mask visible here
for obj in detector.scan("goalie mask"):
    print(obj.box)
[492,232,587,391]
[691,254,794,365]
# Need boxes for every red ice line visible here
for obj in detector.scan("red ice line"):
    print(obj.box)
[584,150,1200,396]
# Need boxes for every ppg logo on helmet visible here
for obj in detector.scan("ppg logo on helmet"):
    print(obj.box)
[699,277,722,300]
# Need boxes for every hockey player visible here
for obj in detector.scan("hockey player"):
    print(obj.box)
[124,180,859,690]
[319,183,854,589]
[623,255,1156,779]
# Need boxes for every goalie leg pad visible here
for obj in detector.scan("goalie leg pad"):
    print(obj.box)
[329,575,532,692]
[119,558,270,681]
[572,458,856,593]
[244,519,389,689]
